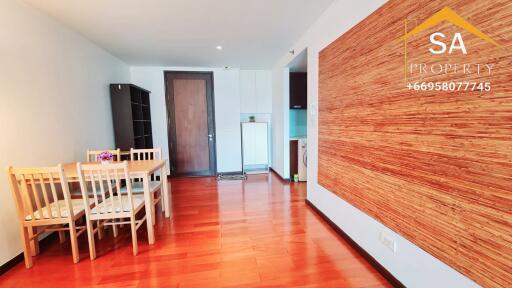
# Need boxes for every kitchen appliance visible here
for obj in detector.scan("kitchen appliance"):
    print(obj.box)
[298,138,307,181]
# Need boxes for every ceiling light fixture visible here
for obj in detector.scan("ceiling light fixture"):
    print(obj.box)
[216,45,223,50]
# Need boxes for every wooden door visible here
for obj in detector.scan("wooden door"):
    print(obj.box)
[165,72,216,176]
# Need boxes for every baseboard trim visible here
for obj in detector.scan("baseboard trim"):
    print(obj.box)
[305,199,405,288]
[0,232,57,276]
[0,253,23,276]
[269,167,290,183]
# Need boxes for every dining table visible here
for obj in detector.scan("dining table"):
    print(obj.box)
[62,160,170,244]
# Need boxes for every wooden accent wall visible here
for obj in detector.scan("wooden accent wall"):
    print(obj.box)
[318,1,512,287]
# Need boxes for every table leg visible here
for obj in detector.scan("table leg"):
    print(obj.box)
[143,174,155,244]
[161,166,170,218]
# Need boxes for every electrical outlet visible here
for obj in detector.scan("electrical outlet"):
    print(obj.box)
[379,232,397,253]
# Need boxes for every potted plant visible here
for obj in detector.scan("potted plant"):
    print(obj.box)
[98,151,114,164]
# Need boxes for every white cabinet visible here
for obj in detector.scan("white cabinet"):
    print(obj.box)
[242,122,269,166]
[240,70,272,113]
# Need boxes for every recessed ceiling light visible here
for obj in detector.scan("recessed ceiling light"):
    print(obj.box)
[216,45,223,50]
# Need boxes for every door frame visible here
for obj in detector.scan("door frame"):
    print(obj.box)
[164,71,217,177]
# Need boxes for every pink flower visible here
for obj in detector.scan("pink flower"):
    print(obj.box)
[98,151,113,161]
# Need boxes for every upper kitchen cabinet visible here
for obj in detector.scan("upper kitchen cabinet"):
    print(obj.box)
[240,70,272,113]
[290,72,307,109]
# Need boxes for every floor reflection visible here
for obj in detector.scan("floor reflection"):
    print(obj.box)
[1,173,391,287]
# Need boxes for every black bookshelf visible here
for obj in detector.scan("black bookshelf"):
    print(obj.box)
[110,84,153,150]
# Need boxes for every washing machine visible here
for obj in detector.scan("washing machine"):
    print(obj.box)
[298,138,307,181]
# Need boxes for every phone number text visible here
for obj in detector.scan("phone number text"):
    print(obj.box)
[406,82,491,92]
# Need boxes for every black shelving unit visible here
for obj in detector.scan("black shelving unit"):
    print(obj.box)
[110,84,153,150]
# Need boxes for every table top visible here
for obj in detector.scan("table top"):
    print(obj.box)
[63,160,166,178]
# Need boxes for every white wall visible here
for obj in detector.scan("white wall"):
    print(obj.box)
[130,67,243,174]
[0,0,130,266]
[271,0,480,287]
[214,69,243,173]
[271,68,290,179]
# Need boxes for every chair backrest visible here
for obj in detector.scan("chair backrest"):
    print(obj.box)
[7,165,73,223]
[86,149,121,162]
[76,161,134,217]
[130,148,162,161]
[130,148,161,181]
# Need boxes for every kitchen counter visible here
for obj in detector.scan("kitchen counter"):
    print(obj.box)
[290,135,307,140]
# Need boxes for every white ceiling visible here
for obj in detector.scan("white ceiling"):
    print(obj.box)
[24,0,335,68]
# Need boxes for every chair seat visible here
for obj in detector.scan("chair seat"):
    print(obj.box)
[120,181,161,193]
[91,195,145,214]
[25,199,93,220]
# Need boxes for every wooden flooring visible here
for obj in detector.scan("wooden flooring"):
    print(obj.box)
[0,173,391,287]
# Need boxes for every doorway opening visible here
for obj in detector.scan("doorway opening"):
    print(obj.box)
[286,48,308,182]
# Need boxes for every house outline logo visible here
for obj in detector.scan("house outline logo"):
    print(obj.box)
[401,7,501,47]
[401,7,502,82]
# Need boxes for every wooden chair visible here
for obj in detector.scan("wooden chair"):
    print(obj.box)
[127,148,163,223]
[7,165,89,268]
[130,147,162,162]
[86,149,121,162]
[76,161,146,258]
[74,148,121,198]
[81,148,122,234]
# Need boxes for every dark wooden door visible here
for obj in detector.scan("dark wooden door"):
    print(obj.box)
[165,72,216,176]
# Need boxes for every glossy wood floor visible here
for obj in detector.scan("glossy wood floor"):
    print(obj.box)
[1,173,391,287]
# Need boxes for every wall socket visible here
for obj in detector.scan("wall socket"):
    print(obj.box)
[379,232,397,253]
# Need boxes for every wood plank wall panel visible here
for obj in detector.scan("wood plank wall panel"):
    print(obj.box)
[318,1,512,287]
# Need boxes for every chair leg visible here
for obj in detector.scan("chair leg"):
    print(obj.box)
[69,222,80,264]
[160,189,165,212]
[97,220,103,240]
[20,226,33,268]
[112,219,119,238]
[86,219,96,260]
[27,226,39,256]
[58,231,66,243]
[130,216,138,256]
[151,193,156,225]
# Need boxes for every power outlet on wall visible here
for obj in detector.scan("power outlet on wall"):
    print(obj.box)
[379,232,397,253]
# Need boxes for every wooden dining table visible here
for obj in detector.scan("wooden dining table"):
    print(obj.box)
[62,160,170,244]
